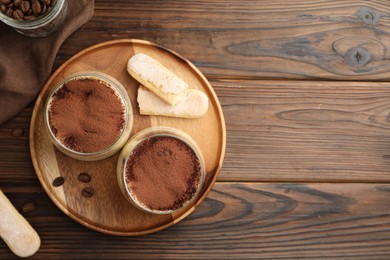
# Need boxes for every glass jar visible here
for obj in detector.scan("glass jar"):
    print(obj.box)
[0,0,67,37]
[117,126,205,214]
[44,72,133,161]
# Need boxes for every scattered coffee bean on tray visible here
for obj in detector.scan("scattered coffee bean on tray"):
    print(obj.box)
[52,176,64,187]
[78,172,91,183]
[82,187,94,198]
[0,0,55,20]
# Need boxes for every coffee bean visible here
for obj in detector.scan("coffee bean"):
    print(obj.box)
[0,0,56,20]
[31,0,41,15]
[12,9,24,19]
[13,0,22,7]
[41,2,46,14]
[21,202,35,213]
[20,0,29,13]
[78,172,91,183]
[11,128,24,137]
[24,14,35,20]
[82,187,94,198]
[39,0,50,5]
[4,7,12,17]
[52,176,64,187]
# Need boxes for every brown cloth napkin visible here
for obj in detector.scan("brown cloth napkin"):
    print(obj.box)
[0,0,94,125]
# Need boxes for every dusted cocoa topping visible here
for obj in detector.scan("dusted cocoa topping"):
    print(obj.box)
[125,136,201,212]
[48,77,125,153]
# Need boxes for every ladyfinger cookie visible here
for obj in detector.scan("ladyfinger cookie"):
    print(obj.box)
[127,53,189,105]
[137,86,209,118]
[0,190,40,258]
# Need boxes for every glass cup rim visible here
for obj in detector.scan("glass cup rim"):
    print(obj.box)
[44,71,131,157]
[120,127,205,215]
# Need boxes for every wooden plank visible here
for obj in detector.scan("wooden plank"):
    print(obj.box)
[216,80,390,182]
[0,106,37,185]
[0,183,389,259]
[3,79,390,183]
[55,0,390,80]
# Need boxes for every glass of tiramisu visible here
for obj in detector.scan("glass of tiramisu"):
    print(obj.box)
[117,126,205,214]
[44,72,133,161]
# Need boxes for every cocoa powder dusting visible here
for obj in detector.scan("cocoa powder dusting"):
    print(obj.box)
[125,136,201,211]
[49,77,125,153]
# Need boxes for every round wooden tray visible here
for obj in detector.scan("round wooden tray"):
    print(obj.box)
[29,39,226,236]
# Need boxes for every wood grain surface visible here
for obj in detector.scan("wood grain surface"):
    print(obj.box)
[218,80,390,182]
[0,183,389,259]
[1,0,390,259]
[57,0,390,81]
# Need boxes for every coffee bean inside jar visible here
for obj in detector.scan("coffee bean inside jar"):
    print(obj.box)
[0,0,66,37]
[0,0,55,21]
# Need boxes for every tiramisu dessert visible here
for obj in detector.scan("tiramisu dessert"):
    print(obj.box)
[117,127,204,214]
[45,73,132,161]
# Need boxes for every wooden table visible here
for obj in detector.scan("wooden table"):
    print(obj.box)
[1,1,390,259]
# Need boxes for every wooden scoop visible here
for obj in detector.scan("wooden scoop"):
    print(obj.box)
[0,189,40,258]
